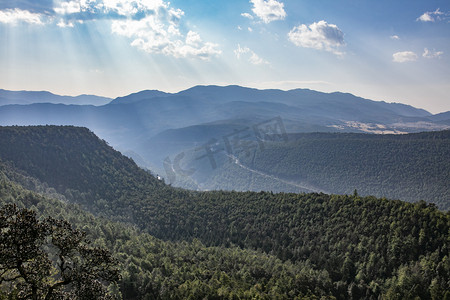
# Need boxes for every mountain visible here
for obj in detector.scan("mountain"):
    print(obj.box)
[177,85,432,121]
[0,125,448,299]
[430,111,450,124]
[0,85,447,143]
[0,89,112,106]
[109,89,170,104]
[165,130,450,209]
[0,86,440,132]
[0,85,449,199]
[0,126,161,215]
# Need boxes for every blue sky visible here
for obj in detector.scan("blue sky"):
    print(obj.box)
[0,0,449,113]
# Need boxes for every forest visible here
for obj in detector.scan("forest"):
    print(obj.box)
[0,126,449,299]
[171,130,450,210]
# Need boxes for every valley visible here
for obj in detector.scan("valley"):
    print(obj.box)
[0,125,448,299]
[2,1,449,298]
[1,86,449,209]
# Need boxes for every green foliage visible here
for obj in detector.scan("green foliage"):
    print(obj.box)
[0,126,449,299]
[0,126,162,215]
[0,174,335,299]
[227,131,450,209]
[0,203,119,299]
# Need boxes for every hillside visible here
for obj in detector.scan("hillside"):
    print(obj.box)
[0,164,336,299]
[165,130,450,210]
[0,125,449,299]
[0,126,161,211]
[0,89,111,106]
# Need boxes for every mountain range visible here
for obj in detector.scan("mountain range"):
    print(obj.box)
[0,125,448,299]
[0,85,449,205]
[0,89,112,106]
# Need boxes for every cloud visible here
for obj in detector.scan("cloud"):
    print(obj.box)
[417,12,434,22]
[392,49,443,62]
[234,44,268,65]
[0,8,44,25]
[51,0,179,21]
[390,35,400,40]
[416,8,447,22]
[113,14,221,60]
[248,52,268,65]
[288,20,345,55]
[241,12,253,20]
[79,1,222,59]
[54,0,83,15]
[0,0,221,60]
[423,48,443,59]
[98,0,174,17]
[392,51,418,63]
[106,1,221,60]
[57,19,74,27]
[250,0,286,23]
[248,27,253,32]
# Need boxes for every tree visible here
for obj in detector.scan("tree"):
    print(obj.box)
[0,204,120,299]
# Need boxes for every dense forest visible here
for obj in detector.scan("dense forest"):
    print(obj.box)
[0,173,336,299]
[171,131,450,210]
[0,126,449,299]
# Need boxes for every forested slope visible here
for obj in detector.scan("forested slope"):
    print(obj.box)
[0,126,162,213]
[0,166,334,299]
[177,130,450,210]
[0,126,449,299]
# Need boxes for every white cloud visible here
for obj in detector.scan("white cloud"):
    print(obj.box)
[99,0,177,17]
[54,0,220,59]
[57,19,75,27]
[249,52,267,65]
[185,31,201,46]
[0,8,44,25]
[54,0,83,15]
[288,20,345,55]
[250,0,286,23]
[234,44,268,65]
[177,38,222,60]
[248,27,253,32]
[0,0,220,60]
[52,0,180,20]
[113,14,221,60]
[392,51,418,63]
[423,48,443,59]
[417,8,446,22]
[234,45,246,59]
[390,35,400,40]
[417,12,433,22]
[241,12,253,20]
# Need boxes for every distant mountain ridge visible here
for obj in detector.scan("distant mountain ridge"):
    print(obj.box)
[110,89,171,105]
[430,111,450,124]
[0,85,441,118]
[110,85,433,118]
[0,85,448,190]
[0,89,112,106]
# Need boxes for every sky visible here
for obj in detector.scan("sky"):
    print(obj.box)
[0,0,449,113]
